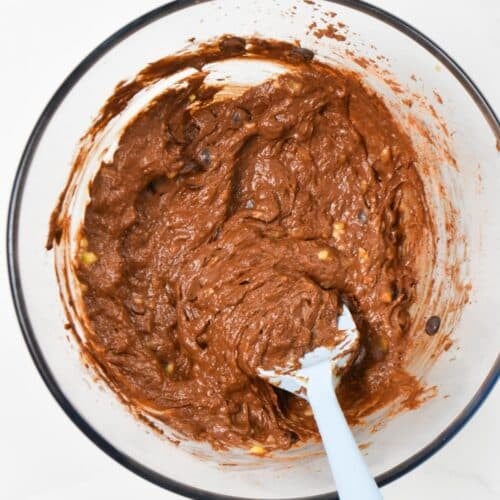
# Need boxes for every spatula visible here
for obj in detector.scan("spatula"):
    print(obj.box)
[258,304,382,500]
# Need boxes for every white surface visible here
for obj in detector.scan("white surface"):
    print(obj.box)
[0,0,498,499]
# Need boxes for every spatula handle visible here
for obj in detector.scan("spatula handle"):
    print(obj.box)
[307,362,383,500]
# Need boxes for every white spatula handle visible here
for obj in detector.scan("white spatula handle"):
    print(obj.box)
[307,362,383,500]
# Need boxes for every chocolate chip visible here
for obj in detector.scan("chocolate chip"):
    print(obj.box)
[290,46,314,62]
[425,315,441,335]
[219,36,246,55]
[199,148,211,166]
[232,107,250,125]
[357,211,368,223]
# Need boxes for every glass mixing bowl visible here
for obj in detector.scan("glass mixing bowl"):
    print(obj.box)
[7,1,499,498]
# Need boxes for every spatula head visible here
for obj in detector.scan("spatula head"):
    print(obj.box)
[258,304,360,399]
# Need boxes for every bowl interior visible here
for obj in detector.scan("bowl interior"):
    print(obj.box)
[10,0,499,498]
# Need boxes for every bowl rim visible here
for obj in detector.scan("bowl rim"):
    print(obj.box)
[6,0,500,498]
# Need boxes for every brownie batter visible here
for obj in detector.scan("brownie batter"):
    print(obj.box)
[72,38,430,451]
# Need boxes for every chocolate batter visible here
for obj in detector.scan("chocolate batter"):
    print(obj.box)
[71,38,430,451]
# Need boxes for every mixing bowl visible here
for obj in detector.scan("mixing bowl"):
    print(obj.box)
[7,0,499,498]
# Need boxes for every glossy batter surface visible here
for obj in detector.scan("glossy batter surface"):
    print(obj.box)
[76,40,429,450]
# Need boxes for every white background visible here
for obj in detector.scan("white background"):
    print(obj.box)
[1,1,498,499]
